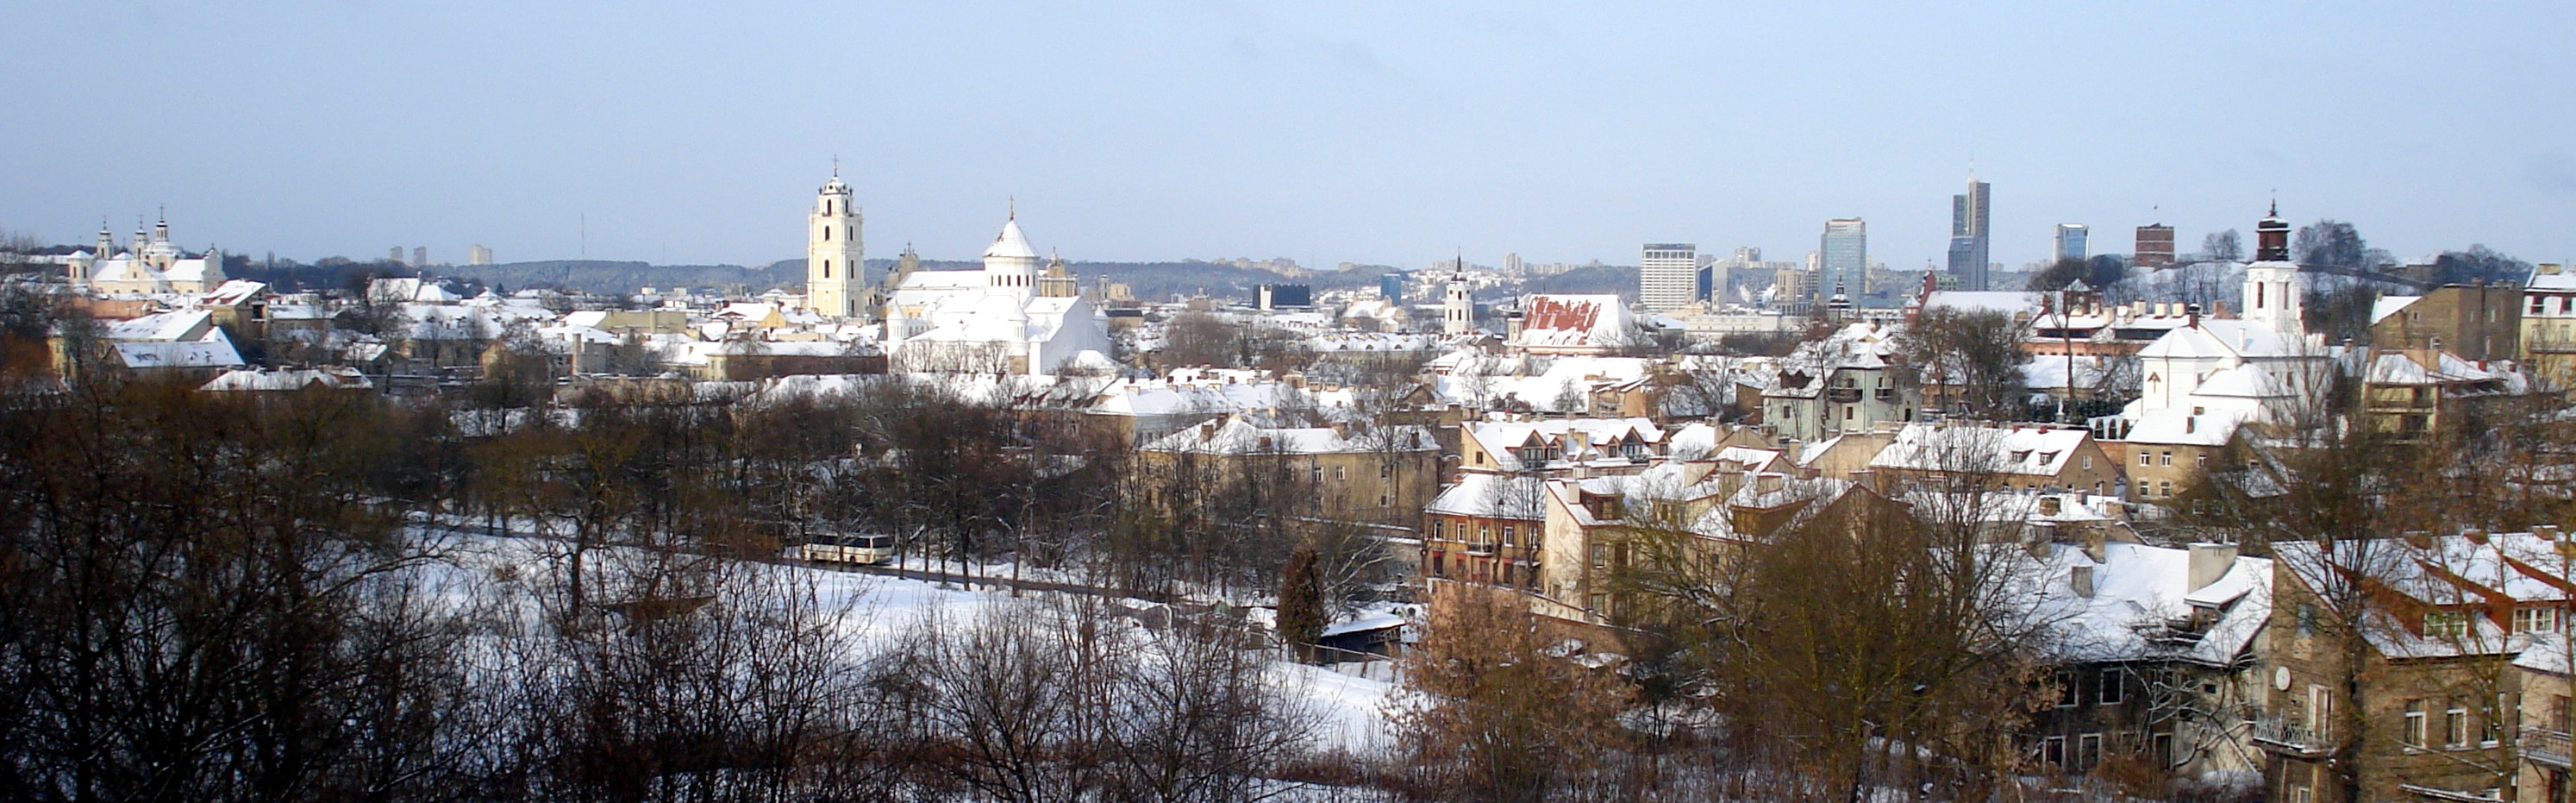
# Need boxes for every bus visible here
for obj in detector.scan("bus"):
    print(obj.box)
[792,534,897,566]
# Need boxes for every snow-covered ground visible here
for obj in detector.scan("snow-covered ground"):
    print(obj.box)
[431,530,1398,756]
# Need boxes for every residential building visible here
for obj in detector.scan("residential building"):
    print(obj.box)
[2369,283,2524,363]
[2019,542,2273,780]
[1641,242,1699,312]
[1758,322,1914,442]
[2258,530,2575,803]
[2523,264,2576,388]
[1137,415,1440,529]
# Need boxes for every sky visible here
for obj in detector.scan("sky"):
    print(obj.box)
[3,2,2573,272]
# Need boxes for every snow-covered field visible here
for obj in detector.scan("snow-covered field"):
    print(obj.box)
[432,530,1398,756]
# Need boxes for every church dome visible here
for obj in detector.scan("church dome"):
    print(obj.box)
[985,218,1038,260]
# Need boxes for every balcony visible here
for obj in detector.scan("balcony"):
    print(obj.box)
[1826,387,1863,404]
[2526,726,2573,768]
[2251,715,2332,757]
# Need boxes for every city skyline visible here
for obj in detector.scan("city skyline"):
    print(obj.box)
[4,3,2572,269]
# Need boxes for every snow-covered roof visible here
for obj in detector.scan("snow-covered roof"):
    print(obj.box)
[2138,319,2307,361]
[1466,416,1664,472]
[200,366,372,392]
[1425,472,1548,519]
[1923,291,2041,318]
[2191,364,2292,398]
[984,218,1038,260]
[2371,295,2422,325]
[2015,542,2273,665]
[105,309,214,342]
[2125,407,2248,447]
[113,336,243,370]
[1867,423,2092,478]
[1510,294,1643,350]
[1139,417,1435,455]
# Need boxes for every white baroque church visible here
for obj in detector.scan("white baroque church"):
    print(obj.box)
[74,215,228,294]
[799,169,1113,375]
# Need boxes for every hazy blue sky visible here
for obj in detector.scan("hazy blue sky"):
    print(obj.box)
[3,2,2571,271]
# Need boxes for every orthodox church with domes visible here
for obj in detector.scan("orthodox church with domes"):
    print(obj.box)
[798,168,1113,375]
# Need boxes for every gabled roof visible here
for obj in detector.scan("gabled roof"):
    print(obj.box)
[1867,423,2092,478]
[1510,294,1642,349]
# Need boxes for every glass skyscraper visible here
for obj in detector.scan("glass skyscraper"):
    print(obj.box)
[1948,177,1991,291]
[2054,223,2089,264]
[1819,218,1866,305]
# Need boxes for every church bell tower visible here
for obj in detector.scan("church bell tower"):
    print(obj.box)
[807,165,865,320]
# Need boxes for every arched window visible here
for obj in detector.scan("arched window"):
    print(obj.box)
[2254,282,2264,308]
[822,226,829,241]
[822,260,831,279]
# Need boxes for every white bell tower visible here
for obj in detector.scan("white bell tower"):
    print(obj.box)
[807,164,865,319]
[2242,203,2303,337]
[1442,262,1473,336]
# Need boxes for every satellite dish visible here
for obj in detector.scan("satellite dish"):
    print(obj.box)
[2273,666,2292,692]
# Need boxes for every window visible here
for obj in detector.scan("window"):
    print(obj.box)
[2517,606,2563,634]
[2405,700,2427,746]
[822,260,831,278]
[2535,296,2548,315]
[2140,452,2152,467]
[1431,551,1445,576]
[2055,671,2079,707]
[2078,733,2102,770]
[2160,450,2173,467]
[1501,524,1515,545]
[1380,463,1392,479]
[822,225,830,240]
[1590,544,1607,571]
[1311,467,1322,484]
[2446,699,2469,748]
[2485,693,2505,745]
[2042,735,2066,767]
[2098,669,2123,706]
[2298,604,2317,637]
[1333,465,1345,482]
[2426,610,2471,638]
[2083,455,2093,470]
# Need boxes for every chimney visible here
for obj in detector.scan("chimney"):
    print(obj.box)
[2542,263,2564,276]
[2185,416,2197,435]
[2187,303,2201,329]
[1566,429,1591,456]
[1199,417,1222,442]
[2039,495,2063,517]
[2187,543,2238,593]
[2083,530,2107,563]
[2071,565,2096,598]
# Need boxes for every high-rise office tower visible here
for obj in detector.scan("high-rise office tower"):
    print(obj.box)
[2135,224,2176,267]
[1948,175,1991,291]
[1819,218,1866,305]
[1502,253,1522,274]
[469,244,494,266]
[413,246,429,267]
[1640,242,1699,311]
[2054,224,2088,264]
[1379,273,1404,304]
